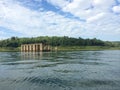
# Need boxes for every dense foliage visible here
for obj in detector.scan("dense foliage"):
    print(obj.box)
[0,36,115,48]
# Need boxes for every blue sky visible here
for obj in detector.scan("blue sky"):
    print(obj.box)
[0,0,120,41]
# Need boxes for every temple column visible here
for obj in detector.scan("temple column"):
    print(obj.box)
[30,45,32,51]
[27,45,29,51]
[36,44,38,52]
[33,44,35,51]
[25,45,27,51]
[40,44,43,51]
[28,45,30,52]
[26,45,28,52]
[29,45,32,51]
[34,44,36,51]
[37,44,39,51]
[24,45,26,52]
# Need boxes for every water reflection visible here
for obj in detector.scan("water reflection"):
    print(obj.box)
[0,51,120,90]
[21,52,43,60]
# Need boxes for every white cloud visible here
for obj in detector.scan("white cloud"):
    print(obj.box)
[0,0,120,41]
[87,13,105,23]
[112,5,120,13]
[47,0,69,8]
[63,0,93,19]
[62,0,116,20]
[0,0,84,37]
[93,0,115,7]
[0,1,42,36]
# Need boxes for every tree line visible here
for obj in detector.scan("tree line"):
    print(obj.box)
[0,36,115,48]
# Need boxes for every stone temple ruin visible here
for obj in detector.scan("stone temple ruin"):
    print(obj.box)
[21,43,51,52]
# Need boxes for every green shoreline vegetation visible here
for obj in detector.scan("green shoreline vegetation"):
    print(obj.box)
[57,46,120,51]
[0,36,120,52]
[0,46,120,52]
[0,47,19,52]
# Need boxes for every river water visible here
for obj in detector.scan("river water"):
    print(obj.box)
[0,50,120,90]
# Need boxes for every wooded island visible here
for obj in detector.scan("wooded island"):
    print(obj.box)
[0,36,120,51]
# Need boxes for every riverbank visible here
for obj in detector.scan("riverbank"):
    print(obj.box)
[56,46,120,51]
[0,46,120,52]
[0,47,19,52]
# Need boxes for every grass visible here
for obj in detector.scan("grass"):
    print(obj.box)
[0,47,20,52]
[56,46,120,51]
[0,46,120,52]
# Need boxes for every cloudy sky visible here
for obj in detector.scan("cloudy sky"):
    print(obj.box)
[0,0,120,41]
